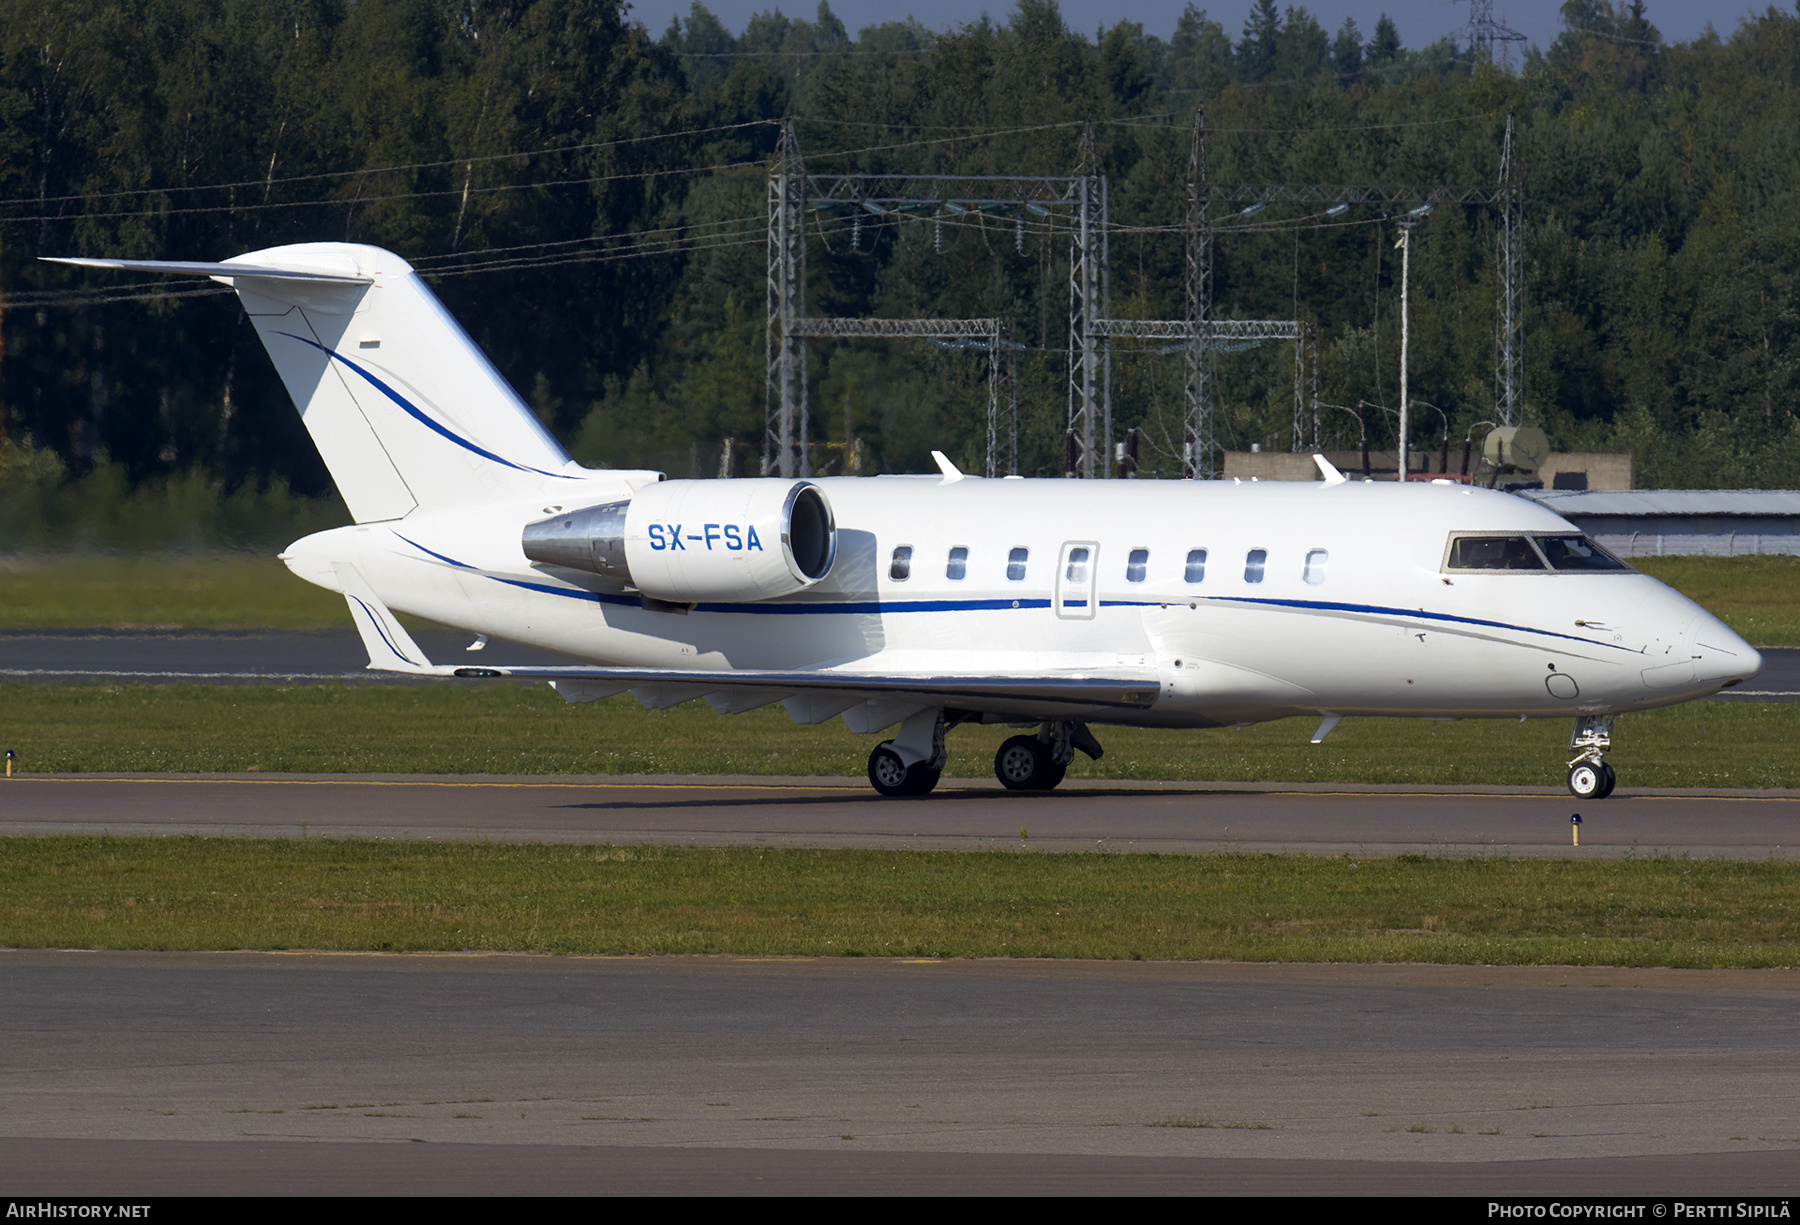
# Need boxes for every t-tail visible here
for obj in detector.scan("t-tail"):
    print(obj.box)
[45,243,609,521]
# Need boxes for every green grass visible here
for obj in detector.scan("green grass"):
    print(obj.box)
[1635,555,1800,647]
[2,551,1797,643]
[0,553,347,630]
[1,681,1793,788]
[3,838,1795,966]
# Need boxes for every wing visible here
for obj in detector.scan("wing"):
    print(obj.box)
[453,662,1163,720]
[336,575,1161,721]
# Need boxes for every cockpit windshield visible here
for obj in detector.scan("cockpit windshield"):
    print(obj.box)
[1447,536,1544,571]
[1444,533,1631,573]
[1537,535,1629,571]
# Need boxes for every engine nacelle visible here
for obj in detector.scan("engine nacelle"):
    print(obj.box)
[522,479,836,603]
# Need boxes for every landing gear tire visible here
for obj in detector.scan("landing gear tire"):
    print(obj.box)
[994,736,1064,791]
[868,742,941,797]
[1567,714,1617,801]
[1568,761,1607,800]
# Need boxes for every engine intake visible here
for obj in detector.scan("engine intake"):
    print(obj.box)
[522,479,836,603]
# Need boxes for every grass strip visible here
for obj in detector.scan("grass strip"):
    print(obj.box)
[2,682,1794,789]
[1635,555,1800,647]
[0,554,348,630]
[3,838,1796,967]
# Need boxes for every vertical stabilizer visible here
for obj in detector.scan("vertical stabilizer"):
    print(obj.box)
[46,244,584,522]
[228,244,579,520]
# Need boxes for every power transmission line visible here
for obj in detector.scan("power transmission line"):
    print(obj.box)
[0,121,780,209]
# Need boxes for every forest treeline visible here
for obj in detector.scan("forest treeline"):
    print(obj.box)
[4,0,1800,546]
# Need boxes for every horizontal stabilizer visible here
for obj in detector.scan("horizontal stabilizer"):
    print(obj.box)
[42,256,371,284]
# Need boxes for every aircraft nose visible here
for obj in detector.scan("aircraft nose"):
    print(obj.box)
[1692,616,1763,689]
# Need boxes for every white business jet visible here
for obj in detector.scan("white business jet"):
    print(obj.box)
[49,243,1763,799]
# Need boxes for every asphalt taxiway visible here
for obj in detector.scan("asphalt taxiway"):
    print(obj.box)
[0,628,569,682]
[4,772,1799,859]
[4,952,1797,1196]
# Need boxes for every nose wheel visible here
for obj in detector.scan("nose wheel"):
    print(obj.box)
[1566,714,1617,799]
[1567,760,1616,800]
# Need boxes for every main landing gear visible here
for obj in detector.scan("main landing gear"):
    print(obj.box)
[993,721,1104,792]
[1566,714,1617,800]
[865,714,1107,797]
[867,708,950,797]
[867,741,942,796]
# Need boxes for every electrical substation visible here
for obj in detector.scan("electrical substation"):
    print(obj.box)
[761,111,1526,482]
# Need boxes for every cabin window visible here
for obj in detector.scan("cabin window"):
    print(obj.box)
[946,546,968,581]
[1126,548,1149,583]
[1303,549,1329,585]
[1064,546,1090,583]
[1244,549,1267,584]
[1538,535,1629,572]
[1446,536,1546,571]
[1184,549,1208,584]
[889,546,912,581]
[1007,547,1029,581]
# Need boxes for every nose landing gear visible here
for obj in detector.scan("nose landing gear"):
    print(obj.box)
[1566,714,1617,799]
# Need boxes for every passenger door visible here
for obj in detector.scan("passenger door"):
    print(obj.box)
[1055,541,1099,620]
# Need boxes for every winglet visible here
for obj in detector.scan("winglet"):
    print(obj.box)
[931,450,966,482]
[1312,453,1348,486]
[333,562,435,673]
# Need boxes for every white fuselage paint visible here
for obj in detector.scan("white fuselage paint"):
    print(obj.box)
[281,472,1762,730]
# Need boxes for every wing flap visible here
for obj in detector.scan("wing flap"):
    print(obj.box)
[705,689,791,715]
